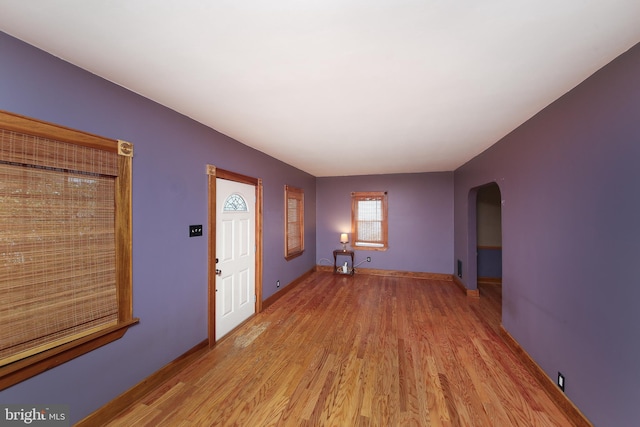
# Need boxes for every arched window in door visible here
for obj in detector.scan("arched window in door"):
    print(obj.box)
[223,193,248,212]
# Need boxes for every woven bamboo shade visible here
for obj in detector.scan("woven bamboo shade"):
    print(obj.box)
[0,129,119,366]
[287,198,301,251]
[285,186,303,258]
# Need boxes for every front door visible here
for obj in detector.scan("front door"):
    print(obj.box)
[215,178,256,340]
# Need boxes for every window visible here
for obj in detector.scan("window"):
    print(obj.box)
[0,110,137,390]
[351,191,388,250]
[223,193,248,211]
[284,185,304,259]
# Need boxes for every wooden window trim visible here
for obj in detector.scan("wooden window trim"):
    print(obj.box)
[0,110,138,391]
[284,185,304,260]
[351,191,388,251]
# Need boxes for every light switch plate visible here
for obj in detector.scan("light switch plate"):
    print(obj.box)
[189,225,203,237]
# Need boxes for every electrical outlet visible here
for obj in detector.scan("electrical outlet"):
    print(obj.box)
[189,225,203,237]
[276,280,280,288]
[557,372,565,392]
[366,257,371,262]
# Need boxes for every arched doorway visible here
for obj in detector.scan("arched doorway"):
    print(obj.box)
[466,182,503,323]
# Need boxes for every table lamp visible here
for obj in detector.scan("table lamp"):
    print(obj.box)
[340,233,349,251]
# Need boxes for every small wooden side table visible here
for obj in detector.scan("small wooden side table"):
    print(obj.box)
[333,250,355,275]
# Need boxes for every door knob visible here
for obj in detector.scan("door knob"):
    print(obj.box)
[216,269,222,276]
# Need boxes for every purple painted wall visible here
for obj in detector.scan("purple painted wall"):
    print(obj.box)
[316,173,453,273]
[454,42,640,426]
[477,248,502,278]
[0,32,315,423]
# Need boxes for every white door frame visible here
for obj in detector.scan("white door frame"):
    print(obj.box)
[207,165,263,346]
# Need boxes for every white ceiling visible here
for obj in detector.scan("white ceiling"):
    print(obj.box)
[1,1,639,177]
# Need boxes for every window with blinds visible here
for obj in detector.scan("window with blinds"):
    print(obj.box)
[351,191,388,250]
[0,110,137,390]
[284,185,304,259]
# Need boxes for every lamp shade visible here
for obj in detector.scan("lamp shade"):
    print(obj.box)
[340,233,349,244]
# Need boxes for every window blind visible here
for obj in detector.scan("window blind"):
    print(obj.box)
[351,192,388,249]
[0,129,119,366]
[284,186,304,258]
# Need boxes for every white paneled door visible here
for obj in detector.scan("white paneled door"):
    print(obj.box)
[215,178,256,340]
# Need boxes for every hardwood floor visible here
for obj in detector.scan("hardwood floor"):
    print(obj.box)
[106,272,574,426]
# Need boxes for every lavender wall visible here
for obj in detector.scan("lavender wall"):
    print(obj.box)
[0,32,315,423]
[316,173,453,273]
[454,42,640,426]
